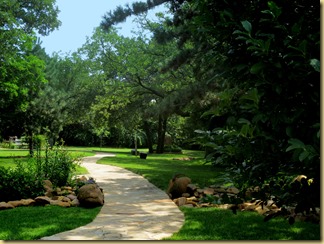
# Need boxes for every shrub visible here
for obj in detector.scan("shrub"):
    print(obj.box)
[0,141,11,149]
[0,165,45,202]
[0,142,81,202]
[164,145,182,153]
[31,142,81,187]
[33,134,47,149]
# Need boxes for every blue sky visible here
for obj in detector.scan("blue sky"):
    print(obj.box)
[39,0,167,55]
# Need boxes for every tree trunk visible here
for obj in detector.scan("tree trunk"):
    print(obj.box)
[28,130,34,157]
[134,132,138,156]
[156,115,167,154]
[143,121,153,153]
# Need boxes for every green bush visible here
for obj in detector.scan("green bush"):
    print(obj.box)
[33,134,47,149]
[0,142,81,202]
[164,145,182,153]
[0,141,11,148]
[152,144,183,153]
[0,165,45,202]
[31,142,81,187]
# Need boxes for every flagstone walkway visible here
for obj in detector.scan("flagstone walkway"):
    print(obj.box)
[40,153,184,240]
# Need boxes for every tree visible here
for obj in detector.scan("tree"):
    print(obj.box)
[100,0,320,215]
[0,0,61,152]
[80,25,204,153]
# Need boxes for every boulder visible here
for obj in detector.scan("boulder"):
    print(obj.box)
[77,183,104,208]
[71,198,80,207]
[50,200,71,208]
[43,180,54,197]
[213,186,227,193]
[187,196,199,202]
[182,193,191,198]
[226,186,239,194]
[0,202,14,210]
[203,187,215,195]
[62,186,73,191]
[52,196,71,202]
[43,180,53,191]
[173,197,187,206]
[187,184,198,192]
[166,175,192,199]
[35,196,52,205]
[66,194,77,201]
[8,199,35,207]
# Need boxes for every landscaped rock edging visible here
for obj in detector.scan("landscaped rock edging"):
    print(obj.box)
[0,176,104,210]
[171,182,320,224]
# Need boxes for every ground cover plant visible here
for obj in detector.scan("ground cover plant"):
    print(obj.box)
[97,148,321,240]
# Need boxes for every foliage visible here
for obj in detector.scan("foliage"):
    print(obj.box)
[163,145,182,153]
[79,26,198,153]
[145,0,320,221]
[71,177,98,196]
[0,142,80,202]
[0,0,61,150]
[97,148,319,240]
[0,164,44,202]
[261,175,320,224]
[30,142,81,187]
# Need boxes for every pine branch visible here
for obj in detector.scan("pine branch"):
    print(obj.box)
[100,0,170,31]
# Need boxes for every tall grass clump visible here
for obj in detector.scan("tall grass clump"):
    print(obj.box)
[0,142,81,202]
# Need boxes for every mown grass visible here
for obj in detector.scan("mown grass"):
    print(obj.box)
[0,147,320,240]
[0,148,100,240]
[97,148,321,240]
[0,148,94,173]
[164,207,320,240]
[97,148,231,191]
[0,205,101,240]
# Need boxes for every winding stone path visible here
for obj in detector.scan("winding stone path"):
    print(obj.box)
[40,153,184,240]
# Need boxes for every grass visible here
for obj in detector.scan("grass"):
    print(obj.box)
[163,207,320,240]
[97,148,321,240]
[0,147,100,240]
[0,205,101,240]
[0,146,320,240]
[96,148,231,191]
[0,148,95,173]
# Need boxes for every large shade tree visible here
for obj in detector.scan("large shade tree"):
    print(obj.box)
[0,0,60,153]
[79,24,213,153]
[100,0,320,212]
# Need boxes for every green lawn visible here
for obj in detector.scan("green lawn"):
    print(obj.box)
[0,205,101,240]
[97,148,231,190]
[164,207,320,240]
[0,147,320,240]
[97,148,321,240]
[0,148,94,173]
[0,147,100,240]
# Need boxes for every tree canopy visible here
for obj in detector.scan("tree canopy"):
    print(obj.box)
[0,0,320,216]
[99,0,320,212]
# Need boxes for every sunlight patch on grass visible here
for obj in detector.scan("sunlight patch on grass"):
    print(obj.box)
[0,205,101,240]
